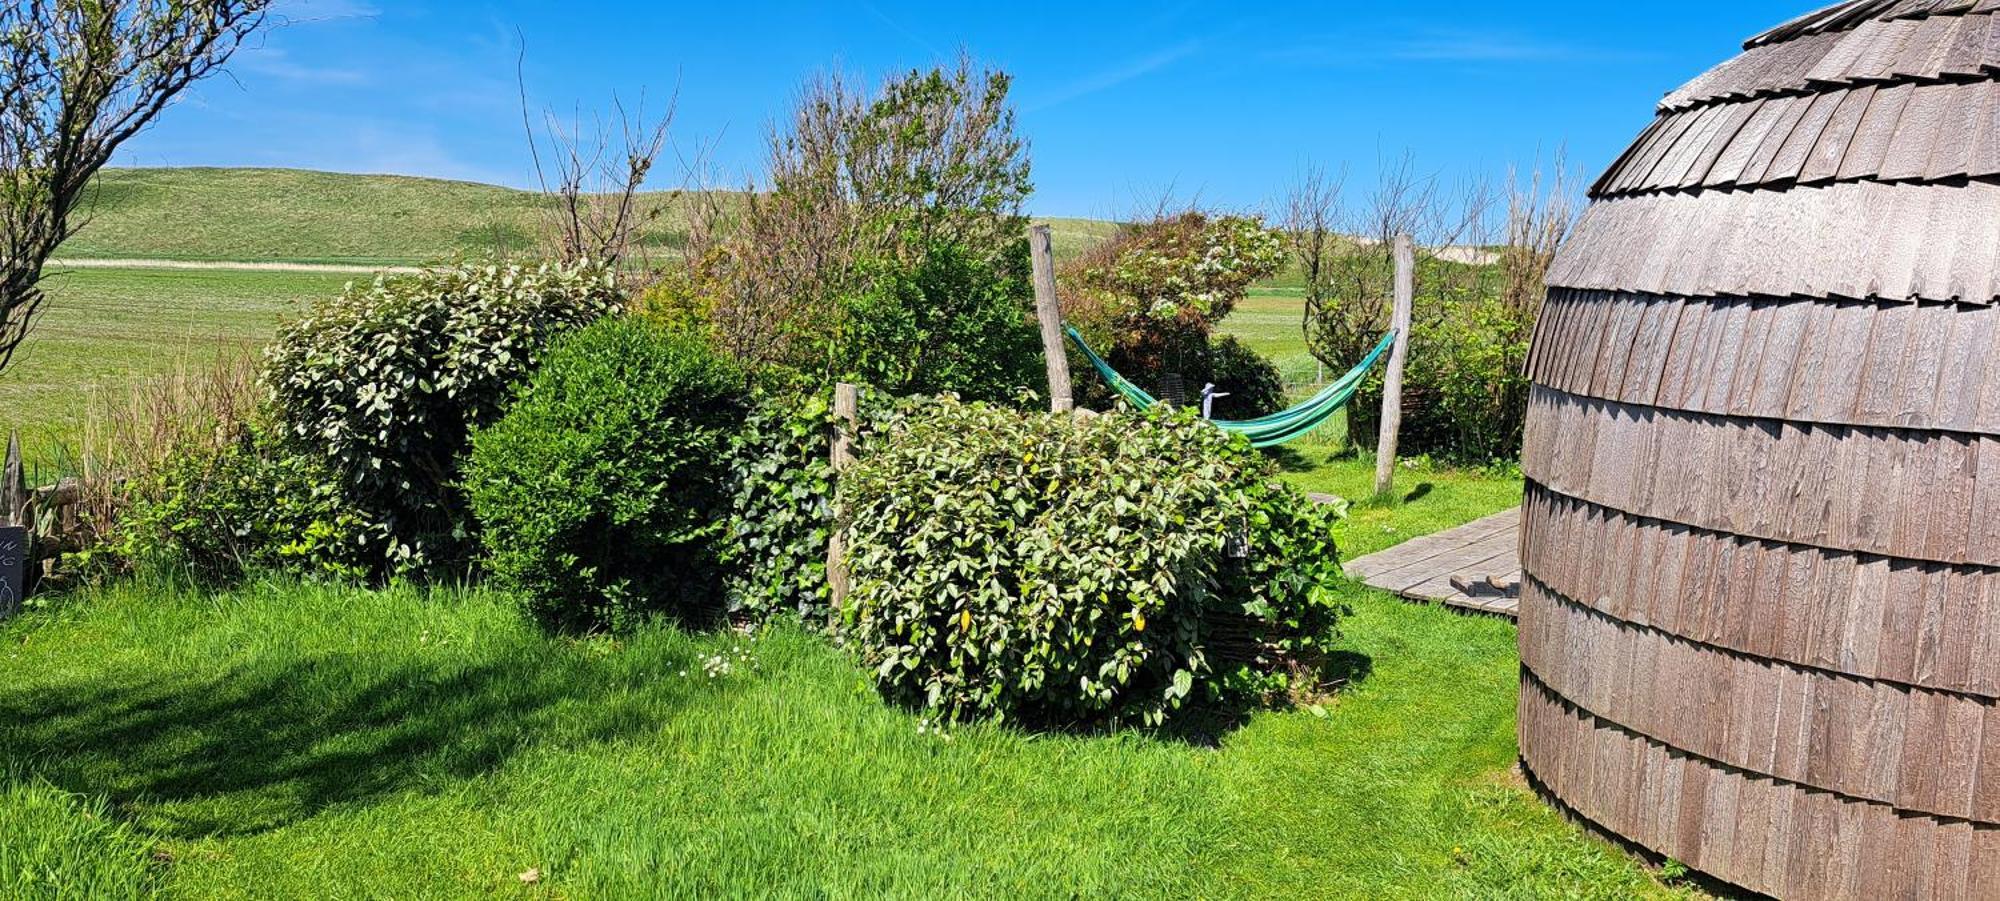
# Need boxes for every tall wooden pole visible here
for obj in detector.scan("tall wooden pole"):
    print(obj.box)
[826,383,859,619]
[1374,234,1415,500]
[1028,225,1075,413]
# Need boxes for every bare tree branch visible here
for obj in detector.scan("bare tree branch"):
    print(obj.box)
[0,0,272,374]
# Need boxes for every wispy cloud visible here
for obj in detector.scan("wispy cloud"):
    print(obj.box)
[274,0,381,23]
[1027,41,1202,113]
[237,47,369,86]
[1272,27,1640,67]
[857,0,947,59]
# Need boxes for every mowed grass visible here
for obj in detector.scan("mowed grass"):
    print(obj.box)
[0,267,346,472]
[0,456,1684,899]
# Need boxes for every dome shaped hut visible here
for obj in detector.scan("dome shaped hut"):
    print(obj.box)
[1519,1,2000,896]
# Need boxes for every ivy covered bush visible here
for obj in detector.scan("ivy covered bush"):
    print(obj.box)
[111,421,377,584]
[838,400,1345,728]
[263,261,622,577]
[722,393,838,621]
[465,318,748,632]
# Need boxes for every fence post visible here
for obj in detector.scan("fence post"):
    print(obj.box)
[1373,234,1415,500]
[1,433,26,618]
[826,383,860,618]
[1028,224,1075,413]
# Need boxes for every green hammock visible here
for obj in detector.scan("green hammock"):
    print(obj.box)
[1065,327,1397,448]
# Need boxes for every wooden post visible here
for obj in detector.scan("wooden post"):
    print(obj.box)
[0,433,26,618]
[1374,234,1415,500]
[826,383,860,616]
[1028,224,1075,413]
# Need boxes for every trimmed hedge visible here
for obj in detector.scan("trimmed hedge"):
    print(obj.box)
[465,318,747,632]
[838,399,1345,728]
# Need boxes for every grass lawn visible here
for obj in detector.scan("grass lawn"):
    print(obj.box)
[0,267,347,475]
[0,454,1685,899]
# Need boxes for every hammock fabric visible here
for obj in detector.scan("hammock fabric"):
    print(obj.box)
[1065,327,1397,448]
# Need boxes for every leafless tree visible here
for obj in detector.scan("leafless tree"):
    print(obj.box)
[518,49,674,270]
[1282,163,1345,346]
[0,0,271,374]
[1497,150,1578,316]
[1293,150,1494,370]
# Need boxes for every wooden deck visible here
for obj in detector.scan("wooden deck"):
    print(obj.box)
[1342,508,1521,618]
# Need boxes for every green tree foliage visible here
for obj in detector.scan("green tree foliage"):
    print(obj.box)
[465,319,748,632]
[1063,212,1289,418]
[839,399,1345,728]
[263,261,622,577]
[110,422,376,584]
[835,239,1042,403]
[677,59,1040,397]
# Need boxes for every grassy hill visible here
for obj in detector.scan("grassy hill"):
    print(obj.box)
[58,167,1123,266]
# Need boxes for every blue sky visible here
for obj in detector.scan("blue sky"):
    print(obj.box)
[118,0,1809,219]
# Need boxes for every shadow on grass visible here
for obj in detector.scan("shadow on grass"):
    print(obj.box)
[0,650,678,838]
[1403,482,1434,504]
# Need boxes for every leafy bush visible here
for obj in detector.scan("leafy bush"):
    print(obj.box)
[722,388,929,624]
[722,393,837,621]
[110,422,375,584]
[465,318,748,632]
[1348,294,1533,463]
[835,238,1042,404]
[1061,212,1290,418]
[263,260,622,577]
[839,400,1344,728]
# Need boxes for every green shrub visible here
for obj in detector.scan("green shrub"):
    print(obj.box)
[466,318,748,632]
[1349,294,1533,464]
[839,400,1344,728]
[263,260,623,578]
[110,422,375,584]
[835,239,1043,405]
[722,394,837,621]
[722,388,929,624]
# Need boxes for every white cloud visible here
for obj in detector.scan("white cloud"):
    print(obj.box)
[1027,41,1203,113]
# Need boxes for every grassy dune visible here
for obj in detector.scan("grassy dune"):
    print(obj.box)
[57,168,1121,267]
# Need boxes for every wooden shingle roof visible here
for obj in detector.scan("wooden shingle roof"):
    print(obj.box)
[1522,2,2000,895]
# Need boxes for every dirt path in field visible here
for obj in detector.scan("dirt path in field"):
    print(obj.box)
[47,258,423,275]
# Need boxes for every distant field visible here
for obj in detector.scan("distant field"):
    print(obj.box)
[59,168,1121,267]
[2,267,345,473]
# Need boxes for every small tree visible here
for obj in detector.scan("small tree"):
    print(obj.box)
[0,0,271,373]
[1062,211,1287,390]
[686,58,1033,377]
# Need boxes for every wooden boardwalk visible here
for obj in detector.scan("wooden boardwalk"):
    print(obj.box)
[1343,508,1521,618]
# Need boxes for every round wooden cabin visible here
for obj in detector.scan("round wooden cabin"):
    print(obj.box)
[1518,1,2000,896]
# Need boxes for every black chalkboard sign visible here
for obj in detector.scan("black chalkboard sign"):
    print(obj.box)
[0,525,24,618]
